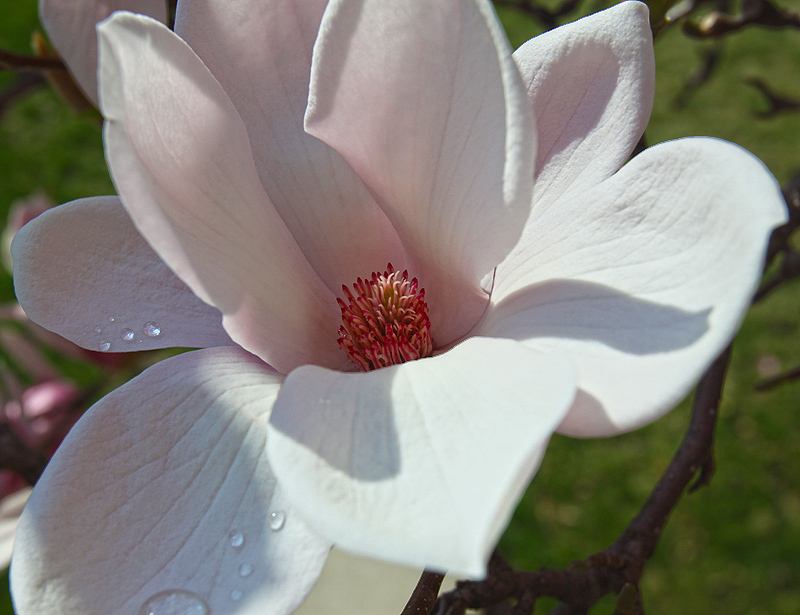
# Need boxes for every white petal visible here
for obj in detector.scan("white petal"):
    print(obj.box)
[305,0,536,345]
[97,12,344,372]
[12,196,232,352]
[514,0,654,208]
[39,0,167,105]
[0,488,30,570]
[10,347,330,615]
[268,337,576,577]
[174,0,406,293]
[483,138,788,436]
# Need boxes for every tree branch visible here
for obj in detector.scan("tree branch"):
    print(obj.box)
[755,363,800,391]
[683,0,800,38]
[0,422,49,486]
[0,49,66,72]
[402,570,446,615]
[493,0,582,31]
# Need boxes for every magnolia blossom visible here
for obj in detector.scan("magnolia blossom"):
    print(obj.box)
[10,0,786,614]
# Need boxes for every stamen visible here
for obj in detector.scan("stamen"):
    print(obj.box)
[338,264,434,371]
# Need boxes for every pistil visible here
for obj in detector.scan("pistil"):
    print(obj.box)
[338,264,433,371]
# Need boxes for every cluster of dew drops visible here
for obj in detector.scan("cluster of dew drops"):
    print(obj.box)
[137,511,286,615]
[93,316,161,351]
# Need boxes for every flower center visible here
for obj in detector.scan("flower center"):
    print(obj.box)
[337,264,433,371]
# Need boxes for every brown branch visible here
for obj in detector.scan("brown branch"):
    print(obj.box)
[683,0,800,38]
[401,570,446,615]
[754,250,800,302]
[0,72,45,121]
[755,363,800,391]
[674,45,723,108]
[753,172,800,302]
[0,422,49,486]
[0,49,66,72]
[492,0,582,31]
[745,77,800,117]
[432,348,731,615]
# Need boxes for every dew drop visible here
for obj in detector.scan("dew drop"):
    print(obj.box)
[230,589,243,602]
[268,510,286,531]
[93,326,102,334]
[121,328,135,341]
[138,589,209,615]
[228,529,244,548]
[238,563,253,578]
[143,321,161,337]
[97,340,111,352]
[108,316,116,323]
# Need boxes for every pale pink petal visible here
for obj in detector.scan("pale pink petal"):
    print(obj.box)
[268,338,575,577]
[0,488,30,570]
[39,0,167,105]
[10,348,330,615]
[97,13,345,373]
[305,0,536,346]
[481,138,788,436]
[12,196,232,352]
[174,0,406,293]
[515,0,654,209]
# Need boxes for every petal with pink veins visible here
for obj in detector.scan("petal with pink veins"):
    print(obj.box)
[12,196,232,352]
[268,337,575,577]
[10,347,330,615]
[514,0,654,210]
[305,0,536,346]
[174,0,406,294]
[481,138,788,436]
[97,13,345,373]
[39,0,168,105]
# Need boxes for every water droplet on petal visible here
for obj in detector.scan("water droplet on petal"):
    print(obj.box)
[238,563,253,578]
[121,328,135,341]
[138,589,209,615]
[228,529,244,548]
[108,316,116,323]
[93,326,102,334]
[230,589,243,602]
[143,321,161,337]
[268,510,285,531]
[98,340,111,352]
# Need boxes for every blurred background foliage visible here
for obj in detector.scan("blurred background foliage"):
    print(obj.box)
[0,0,798,613]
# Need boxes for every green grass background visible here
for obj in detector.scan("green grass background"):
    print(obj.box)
[0,1,799,613]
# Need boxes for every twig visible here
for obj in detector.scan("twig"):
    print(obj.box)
[0,422,49,486]
[402,570,446,615]
[683,0,800,38]
[0,72,45,121]
[754,172,800,301]
[493,0,582,31]
[755,364,800,391]
[745,77,800,117]
[0,49,66,72]
[674,45,723,108]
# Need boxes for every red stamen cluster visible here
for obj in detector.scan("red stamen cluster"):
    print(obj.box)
[338,264,434,371]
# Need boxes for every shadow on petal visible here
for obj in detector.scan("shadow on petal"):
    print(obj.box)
[269,368,401,481]
[483,279,710,354]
